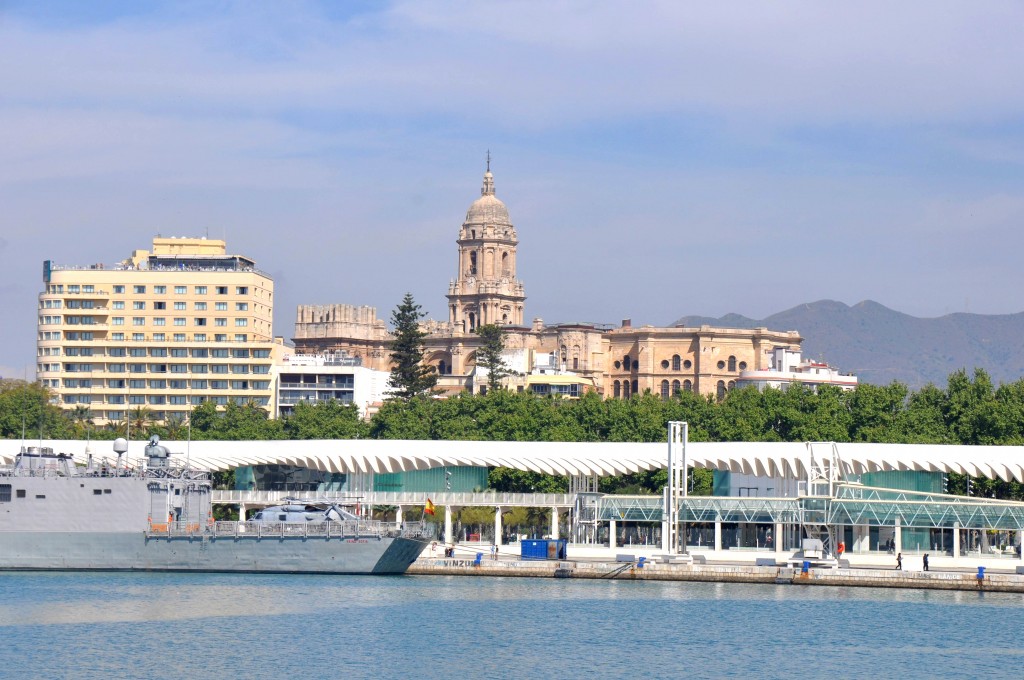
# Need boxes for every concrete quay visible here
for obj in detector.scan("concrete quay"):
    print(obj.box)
[409,543,1024,592]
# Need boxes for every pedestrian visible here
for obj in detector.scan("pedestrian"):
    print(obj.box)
[923,553,929,572]
[896,552,903,570]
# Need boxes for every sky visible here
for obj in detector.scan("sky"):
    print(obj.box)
[2,1,1024,379]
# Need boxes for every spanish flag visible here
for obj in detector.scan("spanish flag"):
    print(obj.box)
[424,498,436,516]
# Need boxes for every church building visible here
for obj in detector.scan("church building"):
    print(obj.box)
[291,165,802,399]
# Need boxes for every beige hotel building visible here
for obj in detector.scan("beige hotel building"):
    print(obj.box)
[37,237,281,425]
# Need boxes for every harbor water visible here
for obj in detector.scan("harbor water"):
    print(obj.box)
[1,572,1023,679]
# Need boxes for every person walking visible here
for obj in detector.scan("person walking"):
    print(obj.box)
[923,553,929,571]
[896,552,903,570]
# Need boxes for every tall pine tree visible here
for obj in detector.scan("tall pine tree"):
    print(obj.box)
[388,293,438,399]
[474,324,510,391]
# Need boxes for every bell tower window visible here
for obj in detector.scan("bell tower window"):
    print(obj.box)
[469,252,477,275]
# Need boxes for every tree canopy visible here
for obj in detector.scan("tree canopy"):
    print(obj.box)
[387,293,438,399]
[473,323,511,391]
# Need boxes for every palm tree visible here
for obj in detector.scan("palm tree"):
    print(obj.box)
[129,406,154,438]
[105,420,128,437]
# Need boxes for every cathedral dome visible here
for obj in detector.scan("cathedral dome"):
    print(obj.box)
[464,170,511,226]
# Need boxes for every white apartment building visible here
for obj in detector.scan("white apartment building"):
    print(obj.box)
[37,237,282,425]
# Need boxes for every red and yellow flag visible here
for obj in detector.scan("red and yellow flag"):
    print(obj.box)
[424,498,435,516]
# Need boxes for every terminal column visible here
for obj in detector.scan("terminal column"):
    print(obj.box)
[894,517,902,553]
[550,507,559,540]
[494,506,503,546]
[609,519,617,549]
[774,522,783,555]
[1018,530,1023,563]
[396,506,403,525]
[238,503,247,522]
[444,505,453,547]
[953,521,961,559]
[714,514,722,552]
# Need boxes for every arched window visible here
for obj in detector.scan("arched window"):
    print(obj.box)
[728,380,736,390]
[661,380,670,400]
[501,251,509,276]
[468,312,476,331]
[671,379,680,395]
[613,381,621,398]
[632,379,638,395]
[438,360,447,376]
[728,356,737,372]
[672,354,681,371]
[683,379,692,392]
[469,251,477,275]
[716,380,726,401]
[623,355,631,371]
[502,313,508,323]
[623,380,631,399]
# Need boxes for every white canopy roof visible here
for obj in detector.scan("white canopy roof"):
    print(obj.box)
[4,439,1024,482]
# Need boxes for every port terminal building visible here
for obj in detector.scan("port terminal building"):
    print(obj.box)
[6,437,1024,563]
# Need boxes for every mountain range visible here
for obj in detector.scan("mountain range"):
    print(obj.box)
[673,300,1024,390]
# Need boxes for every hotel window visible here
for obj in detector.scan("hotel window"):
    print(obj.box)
[153,333,165,341]
[112,317,124,325]
[235,318,248,327]
[194,334,206,342]
[150,348,167,357]
[251,365,269,374]
[132,333,145,341]
[215,318,226,327]
[235,303,248,311]
[169,396,188,405]
[215,334,227,342]
[133,285,146,294]
[129,379,146,389]
[190,396,206,405]
[113,301,125,310]
[253,349,270,359]
[253,381,270,390]
[169,379,187,389]
[211,380,228,390]
[129,395,146,405]
[236,287,248,295]
[171,349,188,358]
[195,286,207,295]
[212,349,229,358]
[113,285,125,294]
[212,365,228,374]
[173,333,186,342]
[174,302,186,310]
[132,318,145,326]
[68,285,80,293]
[153,302,166,310]
[195,302,207,310]
[154,286,166,294]
[149,380,166,389]
[129,364,146,374]
[112,333,124,341]
[175,286,187,294]
[148,396,166,405]
[234,334,247,342]
[133,301,146,310]
[215,286,228,295]
[215,302,227,311]
[108,364,125,373]
[192,364,208,374]
[83,285,94,293]
[170,364,187,373]
[150,364,167,373]
[174,318,186,326]
[231,381,249,390]
[153,318,166,326]
[232,349,249,359]
[191,380,208,389]
[231,365,248,374]
[195,318,206,326]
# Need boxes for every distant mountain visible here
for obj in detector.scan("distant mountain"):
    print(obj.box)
[673,300,1024,390]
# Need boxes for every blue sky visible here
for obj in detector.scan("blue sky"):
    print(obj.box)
[2,1,1024,378]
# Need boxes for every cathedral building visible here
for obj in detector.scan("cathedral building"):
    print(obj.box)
[292,165,802,399]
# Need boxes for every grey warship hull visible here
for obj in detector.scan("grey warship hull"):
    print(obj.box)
[0,444,431,574]
[0,531,429,574]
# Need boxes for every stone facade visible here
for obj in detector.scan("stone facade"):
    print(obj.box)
[291,167,802,399]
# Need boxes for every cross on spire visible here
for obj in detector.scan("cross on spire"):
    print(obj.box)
[486,150,491,172]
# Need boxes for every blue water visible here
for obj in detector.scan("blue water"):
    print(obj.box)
[0,573,1022,679]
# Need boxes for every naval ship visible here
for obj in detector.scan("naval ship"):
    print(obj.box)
[0,437,432,574]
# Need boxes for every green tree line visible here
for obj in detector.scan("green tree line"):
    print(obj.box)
[4,367,1024,498]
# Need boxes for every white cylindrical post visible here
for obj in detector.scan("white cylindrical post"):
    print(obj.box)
[714,516,722,552]
[1018,530,1023,562]
[494,506,503,546]
[953,522,961,559]
[550,507,559,540]
[775,522,783,555]
[609,519,617,549]
[894,517,902,553]
[444,505,453,548]
[396,506,403,525]
[238,503,247,522]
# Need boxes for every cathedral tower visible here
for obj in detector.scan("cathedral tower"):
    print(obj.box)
[447,162,526,331]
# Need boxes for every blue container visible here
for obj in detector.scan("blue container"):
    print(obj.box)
[802,561,810,574]
[520,539,569,561]
[977,566,986,579]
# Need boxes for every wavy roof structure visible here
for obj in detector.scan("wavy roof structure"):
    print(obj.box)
[4,439,1024,483]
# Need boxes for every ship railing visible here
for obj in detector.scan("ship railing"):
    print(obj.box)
[146,519,398,539]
